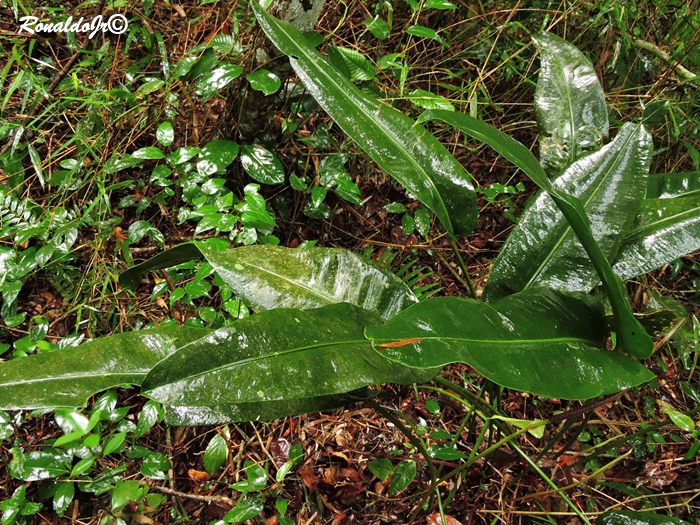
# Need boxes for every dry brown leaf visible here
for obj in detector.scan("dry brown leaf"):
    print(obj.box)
[187,469,210,482]
[426,512,463,525]
[299,468,319,491]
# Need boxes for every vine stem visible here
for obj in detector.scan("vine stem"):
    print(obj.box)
[447,238,477,298]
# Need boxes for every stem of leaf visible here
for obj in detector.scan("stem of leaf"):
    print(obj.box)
[431,377,592,525]
[366,399,438,510]
[447,238,477,298]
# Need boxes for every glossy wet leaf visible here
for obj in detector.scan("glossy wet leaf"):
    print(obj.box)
[239,144,285,185]
[132,147,165,160]
[204,245,418,319]
[195,63,244,100]
[142,303,438,408]
[223,495,264,523]
[646,171,700,199]
[389,460,416,495]
[156,122,174,147]
[197,140,239,177]
[408,89,454,111]
[162,389,378,425]
[332,46,376,81]
[246,69,281,95]
[120,244,418,320]
[252,2,477,238]
[614,196,700,281]
[660,405,695,432]
[533,31,608,174]
[368,458,394,480]
[419,110,653,359]
[485,122,652,296]
[598,509,692,525]
[53,482,74,515]
[204,433,228,474]
[0,324,209,410]
[367,288,654,399]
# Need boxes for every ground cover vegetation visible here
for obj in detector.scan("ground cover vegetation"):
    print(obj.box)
[1,0,700,523]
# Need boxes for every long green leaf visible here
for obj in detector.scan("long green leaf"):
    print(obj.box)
[533,31,608,174]
[646,171,700,199]
[366,288,654,400]
[482,122,652,296]
[251,1,477,238]
[120,244,418,320]
[614,196,700,280]
[120,243,203,290]
[598,509,692,525]
[162,390,378,425]
[0,325,209,410]
[141,303,438,408]
[419,110,653,358]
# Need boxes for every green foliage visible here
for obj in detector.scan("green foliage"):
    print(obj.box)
[251,0,478,239]
[6,22,700,429]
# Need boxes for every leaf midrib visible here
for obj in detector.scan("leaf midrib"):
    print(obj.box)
[153,333,598,388]
[623,205,700,241]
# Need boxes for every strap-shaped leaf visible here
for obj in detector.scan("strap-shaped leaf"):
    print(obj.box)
[533,31,609,174]
[251,1,477,238]
[0,325,210,410]
[483,122,652,297]
[614,196,700,280]
[598,509,692,525]
[418,110,653,358]
[366,288,654,400]
[163,390,378,426]
[141,303,438,408]
[120,244,418,320]
[646,171,700,199]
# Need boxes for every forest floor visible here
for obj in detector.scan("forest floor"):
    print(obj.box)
[1,0,700,524]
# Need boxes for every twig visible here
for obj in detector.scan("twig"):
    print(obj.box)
[150,485,235,507]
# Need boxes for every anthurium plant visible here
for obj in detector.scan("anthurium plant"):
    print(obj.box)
[1,6,699,431]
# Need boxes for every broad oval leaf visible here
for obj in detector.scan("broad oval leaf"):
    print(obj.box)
[485,122,652,298]
[367,288,654,400]
[533,31,609,174]
[120,244,418,320]
[195,63,244,100]
[614,195,700,281]
[203,433,228,474]
[246,69,282,95]
[239,144,285,185]
[252,2,477,238]
[142,303,438,408]
[0,325,209,410]
[197,140,239,177]
[389,460,416,495]
[646,171,700,199]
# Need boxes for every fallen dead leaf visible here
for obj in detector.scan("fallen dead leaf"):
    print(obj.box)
[426,512,463,525]
[187,469,210,482]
